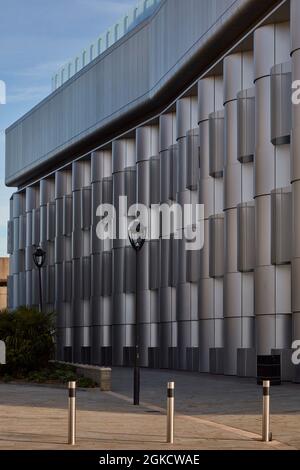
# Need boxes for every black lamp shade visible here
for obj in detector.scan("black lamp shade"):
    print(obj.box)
[33,246,46,268]
[128,219,146,252]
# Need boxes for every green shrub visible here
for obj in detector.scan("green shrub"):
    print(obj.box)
[77,376,96,388]
[0,306,55,375]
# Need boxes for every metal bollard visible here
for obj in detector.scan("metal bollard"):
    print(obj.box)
[262,380,272,442]
[68,381,76,445]
[167,382,174,444]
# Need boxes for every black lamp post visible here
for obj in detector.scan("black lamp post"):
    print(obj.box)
[128,219,146,406]
[33,245,46,313]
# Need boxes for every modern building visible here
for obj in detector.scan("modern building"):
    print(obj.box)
[5,0,300,380]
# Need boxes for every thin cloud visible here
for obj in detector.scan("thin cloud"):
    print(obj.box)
[77,0,133,16]
[7,85,50,104]
[15,60,68,79]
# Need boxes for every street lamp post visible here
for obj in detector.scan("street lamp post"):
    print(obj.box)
[128,219,146,406]
[32,246,46,313]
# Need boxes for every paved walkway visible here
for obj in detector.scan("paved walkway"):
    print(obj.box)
[0,368,299,450]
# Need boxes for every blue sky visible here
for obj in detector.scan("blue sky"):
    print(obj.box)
[0,0,133,256]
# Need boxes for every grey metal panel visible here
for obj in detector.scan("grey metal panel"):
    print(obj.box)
[209,214,224,278]
[81,256,91,300]
[254,23,290,82]
[270,61,292,146]
[55,198,63,237]
[224,272,242,318]
[186,129,199,191]
[91,150,112,183]
[160,237,172,288]
[237,348,256,377]
[150,156,160,205]
[112,139,135,174]
[224,163,241,211]
[176,96,198,141]
[101,251,112,297]
[209,110,224,178]
[81,186,92,230]
[177,137,187,193]
[91,253,101,297]
[40,178,55,207]
[149,240,159,291]
[25,246,33,272]
[255,195,271,267]
[7,220,13,255]
[63,195,73,237]
[160,150,172,203]
[159,287,173,323]
[137,241,150,291]
[112,247,125,294]
[291,0,300,54]
[46,265,55,304]
[254,76,274,197]
[237,202,255,272]
[18,215,26,250]
[12,193,25,218]
[176,236,187,285]
[223,51,254,104]
[159,113,176,152]
[26,187,39,213]
[271,187,292,265]
[237,88,255,163]
[72,258,81,301]
[177,284,193,321]
[187,250,200,283]
[170,144,178,200]
[13,218,19,254]
[198,76,223,123]
[72,160,91,191]
[137,290,151,324]
[55,170,72,199]
[255,265,276,316]
[55,263,64,303]
[137,161,150,207]
[47,202,56,242]
[32,208,40,246]
[54,235,65,264]
[124,246,136,293]
[292,259,300,313]
[136,125,159,163]
[63,260,72,302]
[124,167,136,209]
[72,190,82,232]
